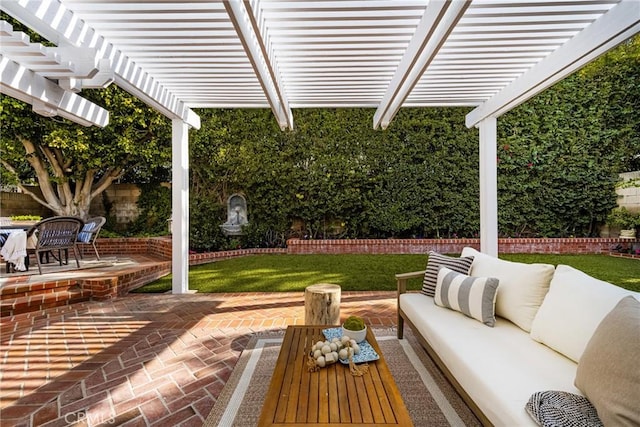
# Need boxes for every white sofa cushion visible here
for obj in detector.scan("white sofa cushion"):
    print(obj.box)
[434,267,499,327]
[461,247,554,332]
[400,292,580,427]
[529,264,638,363]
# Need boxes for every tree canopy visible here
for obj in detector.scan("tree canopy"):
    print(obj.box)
[0,85,171,219]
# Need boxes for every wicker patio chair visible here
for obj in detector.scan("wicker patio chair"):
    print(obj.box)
[26,216,83,275]
[76,216,106,260]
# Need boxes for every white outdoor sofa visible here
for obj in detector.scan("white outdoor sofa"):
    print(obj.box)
[397,247,639,426]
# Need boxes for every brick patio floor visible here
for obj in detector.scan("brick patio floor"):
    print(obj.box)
[0,290,397,426]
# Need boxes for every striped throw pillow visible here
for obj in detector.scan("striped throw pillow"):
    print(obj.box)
[421,251,474,297]
[435,267,499,327]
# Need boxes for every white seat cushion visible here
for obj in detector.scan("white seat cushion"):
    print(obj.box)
[529,264,640,363]
[400,292,580,427]
[461,247,554,332]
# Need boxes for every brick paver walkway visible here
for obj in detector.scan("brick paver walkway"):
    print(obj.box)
[0,291,397,426]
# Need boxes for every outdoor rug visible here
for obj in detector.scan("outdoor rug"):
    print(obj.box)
[204,328,481,426]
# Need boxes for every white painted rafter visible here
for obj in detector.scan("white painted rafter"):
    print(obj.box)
[2,0,634,128]
[0,21,90,79]
[1,0,200,129]
[0,19,108,126]
[1,56,108,127]
[373,0,469,129]
[224,0,293,130]
[466,0,640,128]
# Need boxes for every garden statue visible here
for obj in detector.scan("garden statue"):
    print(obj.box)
[221,194,248,236]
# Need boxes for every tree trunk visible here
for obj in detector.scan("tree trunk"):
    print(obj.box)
[3,138,124,221]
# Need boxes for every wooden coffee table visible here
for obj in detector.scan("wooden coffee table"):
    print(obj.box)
[258,325,413,426]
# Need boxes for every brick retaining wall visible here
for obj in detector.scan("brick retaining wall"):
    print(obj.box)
[82,261,171,299]
[149,237,173,259]
[93,237,287,264]
[188,247,287,265]
[96,236,638,260]
[91,237,159,258]
[285,237,639,255]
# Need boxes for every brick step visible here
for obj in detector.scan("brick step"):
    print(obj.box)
[0,280,79,301]
[1,286,91,317]
[0,255,171,318]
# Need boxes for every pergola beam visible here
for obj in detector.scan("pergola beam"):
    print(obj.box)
[224,0,293,130]
[465,0,640,128]
[373,0,468,130]
[0,20,101,82]
[1,0,200,129]
[1,56,109,127]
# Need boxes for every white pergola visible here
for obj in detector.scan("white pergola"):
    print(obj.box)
[2,0,638,293]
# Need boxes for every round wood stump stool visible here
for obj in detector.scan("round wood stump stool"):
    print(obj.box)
[304,283,341,325]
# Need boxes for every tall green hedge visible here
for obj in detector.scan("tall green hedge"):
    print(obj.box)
[187,36,638,251]
[497,36,639,237]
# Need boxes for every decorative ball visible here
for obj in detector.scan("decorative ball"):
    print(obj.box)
[339,348,348,360]
[316,356,326,367]
[352,343,361,355]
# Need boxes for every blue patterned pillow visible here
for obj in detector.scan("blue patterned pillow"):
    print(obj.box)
[77,222,96,243]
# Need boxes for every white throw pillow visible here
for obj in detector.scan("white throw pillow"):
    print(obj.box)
[529,264,639,363]
[461,247,554,332]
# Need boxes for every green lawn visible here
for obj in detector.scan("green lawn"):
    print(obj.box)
[133,253,640,294]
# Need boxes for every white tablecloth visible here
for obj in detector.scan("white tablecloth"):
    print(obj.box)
[0,230,28,271]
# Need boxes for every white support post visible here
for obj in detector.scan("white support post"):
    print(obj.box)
[172,119,189,294]
[478,117,498,257]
